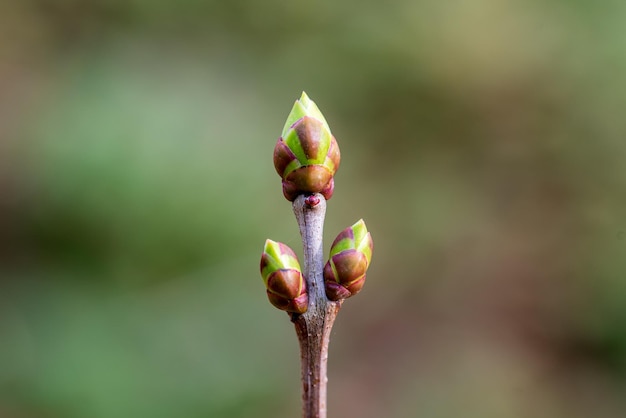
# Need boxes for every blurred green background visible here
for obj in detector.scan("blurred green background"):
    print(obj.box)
[1,0,626,417]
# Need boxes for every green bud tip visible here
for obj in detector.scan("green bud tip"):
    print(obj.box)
[323,220,373,301]
[273,92,341,201]
[260,239,308,314]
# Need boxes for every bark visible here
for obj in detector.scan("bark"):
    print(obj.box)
[291,194,342,418]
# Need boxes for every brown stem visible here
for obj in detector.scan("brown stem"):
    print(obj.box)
[292,194,342,418]
[293,303,340,418]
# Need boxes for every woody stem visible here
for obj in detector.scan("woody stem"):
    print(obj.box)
[291,194,342,418]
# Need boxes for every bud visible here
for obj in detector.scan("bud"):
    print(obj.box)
[324,219,373,301]
[260,239,308,314]
[273,92,341,201]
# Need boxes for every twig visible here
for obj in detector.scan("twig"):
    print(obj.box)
[291,194,342,418]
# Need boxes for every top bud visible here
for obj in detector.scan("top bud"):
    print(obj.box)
[273,92,341,201]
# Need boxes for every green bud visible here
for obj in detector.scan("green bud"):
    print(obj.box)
[324,219,373,301]
[260,239,308,314]
[273,92,341,201]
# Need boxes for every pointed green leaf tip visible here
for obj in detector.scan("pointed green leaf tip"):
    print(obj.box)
[329,219,372,263]
[323,220,373,301]
[260,239,308,314]
[281,92,330,137]
[273,92,341,201]
[260,239,301,284]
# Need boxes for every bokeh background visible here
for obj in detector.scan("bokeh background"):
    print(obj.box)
[2,1,626,417]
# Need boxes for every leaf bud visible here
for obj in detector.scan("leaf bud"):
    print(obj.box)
[273,92,341,201]
[260,239,308,314]
[324,219,373,301]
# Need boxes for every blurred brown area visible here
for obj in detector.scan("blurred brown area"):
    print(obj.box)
[1,1,626,417]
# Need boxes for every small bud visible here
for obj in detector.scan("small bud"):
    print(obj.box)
[260,239,308,314]
[304,194,321,207]
[273,92,341,201]
[324,219,373,301]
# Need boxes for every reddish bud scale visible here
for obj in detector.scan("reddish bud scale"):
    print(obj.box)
[324,250,368,300]
[266,271,308,314]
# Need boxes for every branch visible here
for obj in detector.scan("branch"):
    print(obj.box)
[292,194,341,418]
